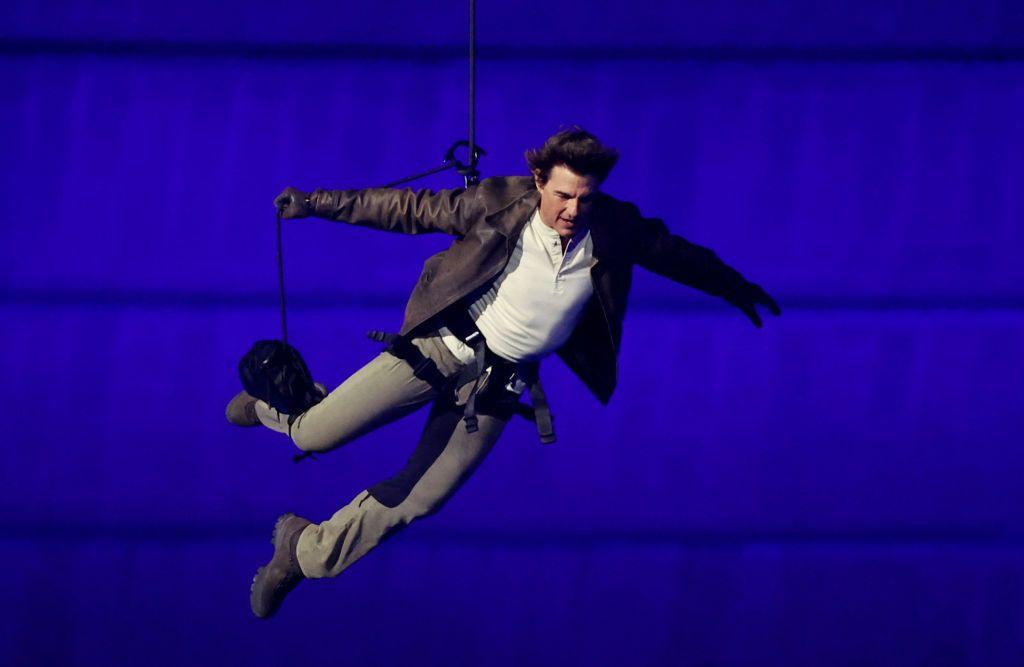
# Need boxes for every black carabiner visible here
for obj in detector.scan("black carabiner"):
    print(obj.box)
[379,139,487,190]
[444,140,487,187]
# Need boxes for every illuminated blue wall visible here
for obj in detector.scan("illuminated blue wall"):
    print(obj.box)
[3,2,1023,665]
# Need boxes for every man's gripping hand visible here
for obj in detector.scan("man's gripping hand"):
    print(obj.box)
[727,282,781,328]
[274,187,314,219]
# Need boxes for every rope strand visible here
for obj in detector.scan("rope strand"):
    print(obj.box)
[469,0,476,179]
[276,207,288,343]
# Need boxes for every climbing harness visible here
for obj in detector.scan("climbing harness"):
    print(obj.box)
[367,307,557,445]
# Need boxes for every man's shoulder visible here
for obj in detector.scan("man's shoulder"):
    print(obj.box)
[464,176,537,223]
[476,175,534,200]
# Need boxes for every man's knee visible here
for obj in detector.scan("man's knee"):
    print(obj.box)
[400,486,455,520]
[288,409,334,453]
[364,481,451,520]
[292,432,326,453]
[290,418,350,453]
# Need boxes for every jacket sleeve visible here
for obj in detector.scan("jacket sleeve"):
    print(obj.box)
[308,185,483,237]
[627,204,751,300]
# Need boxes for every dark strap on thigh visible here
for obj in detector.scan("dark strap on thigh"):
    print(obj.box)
[367,330,450,392]
[460,336,489,434]
[528,379,555,444]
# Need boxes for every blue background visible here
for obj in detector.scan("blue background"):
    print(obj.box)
[2,1,1023,665]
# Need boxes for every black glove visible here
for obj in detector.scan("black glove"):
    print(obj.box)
[727,281,781,328]
[274,186,314,219]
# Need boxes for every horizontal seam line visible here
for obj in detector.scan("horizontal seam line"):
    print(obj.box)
[3,39,1024,63]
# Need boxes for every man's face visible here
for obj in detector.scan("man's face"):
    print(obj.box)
[534,164,599,239]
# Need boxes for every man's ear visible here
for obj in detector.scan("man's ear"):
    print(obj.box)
[532,169,545,191]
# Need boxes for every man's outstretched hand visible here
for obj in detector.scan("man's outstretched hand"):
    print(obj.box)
[274,187,314,219]
[728,282,781,328]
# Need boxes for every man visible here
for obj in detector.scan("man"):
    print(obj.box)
[227,128,780,619]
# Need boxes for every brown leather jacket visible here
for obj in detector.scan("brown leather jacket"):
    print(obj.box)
[310,176,753,404]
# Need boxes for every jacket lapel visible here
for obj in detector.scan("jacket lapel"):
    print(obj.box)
[486,187,540,251]
[586,203,617,273]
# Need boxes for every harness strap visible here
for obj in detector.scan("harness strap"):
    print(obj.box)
[461,339,488,434]
[367,330,449,391]
[528,379,556,444]
[445,311,557,444]
[369,321,556,444]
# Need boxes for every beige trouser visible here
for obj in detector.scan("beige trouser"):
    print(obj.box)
[254,333,510,579]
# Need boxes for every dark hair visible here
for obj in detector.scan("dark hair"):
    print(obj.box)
[525,126,620,185]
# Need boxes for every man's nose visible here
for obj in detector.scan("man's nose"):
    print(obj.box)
[565,198,578,218]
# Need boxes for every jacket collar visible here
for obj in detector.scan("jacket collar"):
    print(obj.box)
[486,178,614,267]
[487,187,539,233]
[486,186,540,258]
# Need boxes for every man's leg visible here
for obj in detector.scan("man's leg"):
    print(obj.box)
[248,335,509,618]
[296,400,510,579]
[250,398,509,617]
[252,334,464,453]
